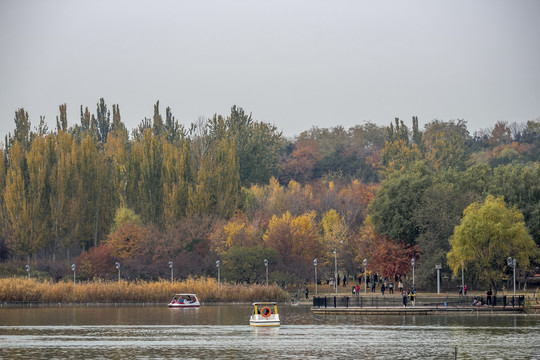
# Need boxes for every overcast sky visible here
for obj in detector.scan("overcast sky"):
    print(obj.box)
[1,0,539,140]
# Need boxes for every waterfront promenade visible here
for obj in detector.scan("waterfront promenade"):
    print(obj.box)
[309,291,538,314]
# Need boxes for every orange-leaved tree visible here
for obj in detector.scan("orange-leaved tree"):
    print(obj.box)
[105,221,148,260]
[355,216,419,279]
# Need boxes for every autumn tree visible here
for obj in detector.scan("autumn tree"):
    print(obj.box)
[337,180,378,232]
[131,129,164,225]
[162,141,191,225]
[105,221,148,260]
[151,215,215,270]
[320,209,348,271]
[284,180,317,216]
[490,121,512,146]
[353,216,418,279]
[4,142,33,259]
[76,244,115,280]
[189,138,241,219]
[423,129,471,171]
[381,139,423,177]
[26,135,56,258]
[294,124,385,182]
[263,211,321,280]
[447,195,539,290]
[280,140,321,184]
[74,135,114,249]
[50,130,80,260]
[210,210,257,255]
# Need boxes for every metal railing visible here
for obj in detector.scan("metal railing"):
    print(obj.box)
[312,295,525,309]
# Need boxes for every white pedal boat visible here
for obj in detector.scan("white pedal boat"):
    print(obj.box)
[250,302,280,327]
[168,293,200,308]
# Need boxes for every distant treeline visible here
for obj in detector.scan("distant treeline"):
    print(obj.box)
[0,100,539,289]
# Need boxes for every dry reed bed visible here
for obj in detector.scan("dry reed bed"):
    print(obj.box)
[0,277,288,303]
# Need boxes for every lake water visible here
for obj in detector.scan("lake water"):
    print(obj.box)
[0,304,538,359]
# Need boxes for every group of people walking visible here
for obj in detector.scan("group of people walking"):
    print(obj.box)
[351,275,408,298]
[401,287,416,307]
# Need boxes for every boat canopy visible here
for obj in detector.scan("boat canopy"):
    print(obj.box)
[252,302,277,305]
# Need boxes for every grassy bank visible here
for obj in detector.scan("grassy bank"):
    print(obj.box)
[0,277,288,303]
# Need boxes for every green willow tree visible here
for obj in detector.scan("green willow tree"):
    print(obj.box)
[447,195,539,290]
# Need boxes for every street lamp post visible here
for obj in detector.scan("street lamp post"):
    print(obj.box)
[25,264,30,279]
[216,260,221,288]
[411,258,415,287]
[169,261,174,283]
[363,259,367,294]
[71,263,76,285]
[435,264,442,294]
[313,259,318,295]
[507,257,516,295]
[115,262,121,282]
[264,259,269,286]
[333,249,338,294]
[461,261,465,296]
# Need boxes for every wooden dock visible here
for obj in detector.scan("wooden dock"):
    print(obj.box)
[312,306,525,315]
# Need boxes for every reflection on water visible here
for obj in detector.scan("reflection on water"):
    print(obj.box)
[0,305,538,359]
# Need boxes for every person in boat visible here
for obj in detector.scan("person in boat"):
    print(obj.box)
[179,298,185,304]
[172,297,178,304]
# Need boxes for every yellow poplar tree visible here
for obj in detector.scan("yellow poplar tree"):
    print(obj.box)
[4,152,33,258]
[263,211,320,263]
